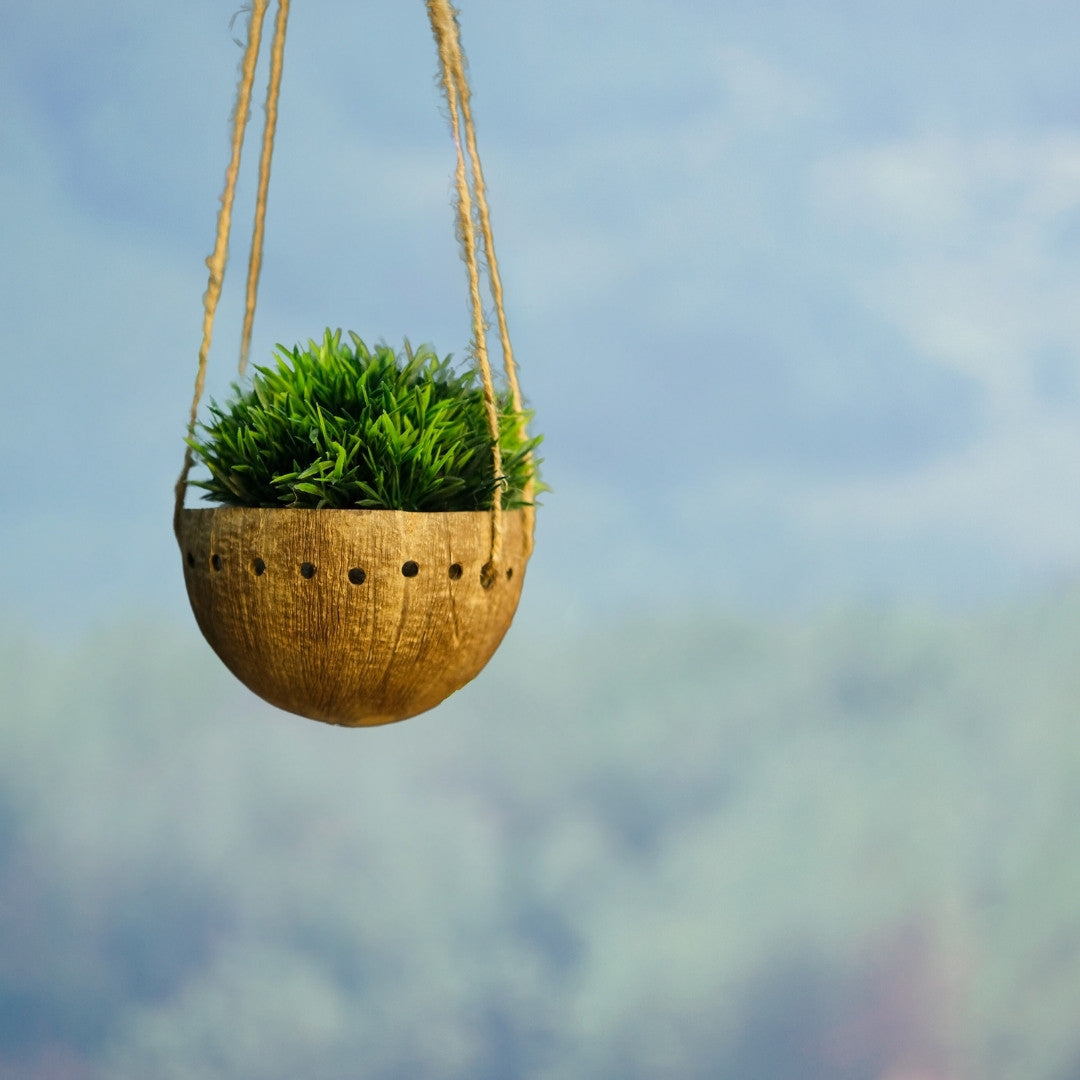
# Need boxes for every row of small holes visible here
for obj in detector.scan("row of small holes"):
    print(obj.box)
[187,551,511,585]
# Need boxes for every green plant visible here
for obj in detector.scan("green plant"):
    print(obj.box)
[188,329,543,512]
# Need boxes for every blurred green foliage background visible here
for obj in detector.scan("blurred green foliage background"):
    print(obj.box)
[4,594,1080,1079]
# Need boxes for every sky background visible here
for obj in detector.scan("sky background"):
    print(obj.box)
[4,0,1080,632]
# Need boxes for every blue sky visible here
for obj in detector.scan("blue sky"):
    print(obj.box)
[4,0,1080,632]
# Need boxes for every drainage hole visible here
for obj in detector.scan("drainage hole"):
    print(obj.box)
[402,560,420,578]
[186,552,195,568]
[253,557,266,576]
[211,554,223,571]
[506,567,514,581]
[300,562,317,579]
[448,563,463,580]
[348,567,366,586]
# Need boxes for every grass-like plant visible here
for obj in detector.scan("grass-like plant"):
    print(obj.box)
[188,329,542,512]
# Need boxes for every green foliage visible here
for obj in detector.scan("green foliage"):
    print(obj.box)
[8,596,1080,1076]
[188,329,543,511]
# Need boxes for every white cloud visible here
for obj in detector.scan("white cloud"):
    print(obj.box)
[715,45,825,130]
[813,132,1080,417]
[795,415,1080,564]
[681,131,1080,586]
[816,133,1080,239]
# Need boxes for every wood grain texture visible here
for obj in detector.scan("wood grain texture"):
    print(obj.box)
[177,508,531,726]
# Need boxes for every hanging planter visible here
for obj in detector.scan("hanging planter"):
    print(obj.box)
[174,0,540,727]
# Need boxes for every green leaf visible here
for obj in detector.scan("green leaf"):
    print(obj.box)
[187,329,545,512]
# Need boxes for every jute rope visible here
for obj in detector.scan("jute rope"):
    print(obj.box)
[240,0,291,375]
[432,1,536,553]
[427,0,506,581]
[438,20,525,417]
[174,0,271,535]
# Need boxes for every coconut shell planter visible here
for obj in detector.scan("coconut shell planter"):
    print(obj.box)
[178,505,532,726]
[175,0,540,727]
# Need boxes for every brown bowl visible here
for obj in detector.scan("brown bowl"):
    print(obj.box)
[176,507,531,726]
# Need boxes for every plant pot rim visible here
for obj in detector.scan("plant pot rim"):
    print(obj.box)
[180,505,524,516]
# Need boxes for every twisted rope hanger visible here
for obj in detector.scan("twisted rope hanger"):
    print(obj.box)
[174,0,289,536]
[427,0,535,561]
[241,0,291,376]
[176,0,530,572]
